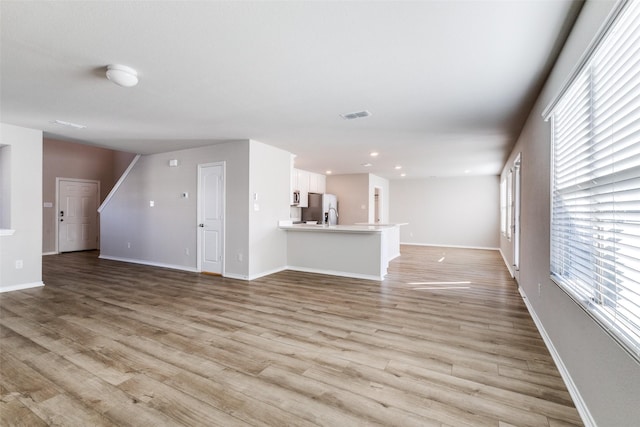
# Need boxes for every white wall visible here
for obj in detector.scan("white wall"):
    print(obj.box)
[100,141,251,277]
[390,176,499,249]
[248,140,290,278]
[500,1,640,425]
[0,123,43,291]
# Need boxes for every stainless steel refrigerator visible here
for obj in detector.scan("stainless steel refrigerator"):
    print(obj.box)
[301,193,339,225]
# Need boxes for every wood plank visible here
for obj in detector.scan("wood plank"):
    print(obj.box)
[0,246,584,426]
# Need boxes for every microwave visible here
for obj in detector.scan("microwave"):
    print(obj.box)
[292,190,301,205]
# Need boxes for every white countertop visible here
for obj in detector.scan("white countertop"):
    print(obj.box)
[279,223,399,233]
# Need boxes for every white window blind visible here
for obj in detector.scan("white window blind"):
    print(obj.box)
[549,0,640,361]
[500,177,507,236]
[507,169,513,240]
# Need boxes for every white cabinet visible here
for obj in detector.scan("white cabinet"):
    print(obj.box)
[309,173,326,194]
[290,163,297,205]
[291,167,325,207]
[297,169,309,207]
[291,168,310,207]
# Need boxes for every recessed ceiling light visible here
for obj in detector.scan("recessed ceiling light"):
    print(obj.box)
[52,119,86,129]
[106,64,139,87]
[464,169,471,174]
[395,165,402,170]
[401,173,407,177]
[361,163,372,167]
[370,152,379,157]
[340,110,372,120]
[326,170,332,175]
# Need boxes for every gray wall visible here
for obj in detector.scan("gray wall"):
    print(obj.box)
[0,123,43,291]
[390,176,500,249]
[0,145,10,229]
[42,138,136,254]
[100,141,251,276]
[100,139,291,280]
[500,1,640,425]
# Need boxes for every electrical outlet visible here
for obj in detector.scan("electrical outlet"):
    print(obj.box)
[127,242,131,249]
[538,283,541,296]
[237,253,243,262]
[15,260,23,269]
[185,248,190,256]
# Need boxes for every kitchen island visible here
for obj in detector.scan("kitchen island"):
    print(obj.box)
[279,223,402,280]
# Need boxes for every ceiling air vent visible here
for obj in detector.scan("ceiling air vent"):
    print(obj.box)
[340,110,372,120]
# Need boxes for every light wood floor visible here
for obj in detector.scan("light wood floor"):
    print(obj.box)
[0,246,582,426]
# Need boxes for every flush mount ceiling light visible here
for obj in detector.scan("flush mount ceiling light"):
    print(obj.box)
[370,151,379,157]
[106,64,138,87]
[340,110,372,120]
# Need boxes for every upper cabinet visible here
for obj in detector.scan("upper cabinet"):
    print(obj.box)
[291,168,325,207]
[309,172,326,194]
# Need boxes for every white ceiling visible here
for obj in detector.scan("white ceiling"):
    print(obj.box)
[0,0,581,179]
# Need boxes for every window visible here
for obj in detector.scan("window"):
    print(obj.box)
[547,0,640,361]
[500,170,513,240]
[500,177,507,236]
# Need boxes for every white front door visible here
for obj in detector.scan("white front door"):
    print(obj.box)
[197,163,224,274]
[58,179,99,253]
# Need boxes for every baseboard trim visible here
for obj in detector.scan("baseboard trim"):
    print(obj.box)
[247,266,288,281]
[499,248,515,278]
[400,242,499,251]
[286,266,383,281]
[223,272,249,281]
[98,255,198,273]
[518,287,595,427]
[42,251,58,256]
[0,281,45,293]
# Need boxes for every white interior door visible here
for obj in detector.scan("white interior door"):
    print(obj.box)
[198,163,224,274]
[58,179,99,253]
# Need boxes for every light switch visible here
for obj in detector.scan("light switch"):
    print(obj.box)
[150,200,155,207]
[254,203,260,211]
[43,202,53,208]
[182,192,189,198]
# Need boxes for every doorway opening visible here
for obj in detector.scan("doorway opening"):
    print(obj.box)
[374,186,382,224]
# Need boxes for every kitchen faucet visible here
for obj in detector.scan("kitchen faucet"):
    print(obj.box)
[326,204,338,225]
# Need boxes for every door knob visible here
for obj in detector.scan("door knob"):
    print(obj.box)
[60,218,64,222]
[198,224,204,227]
